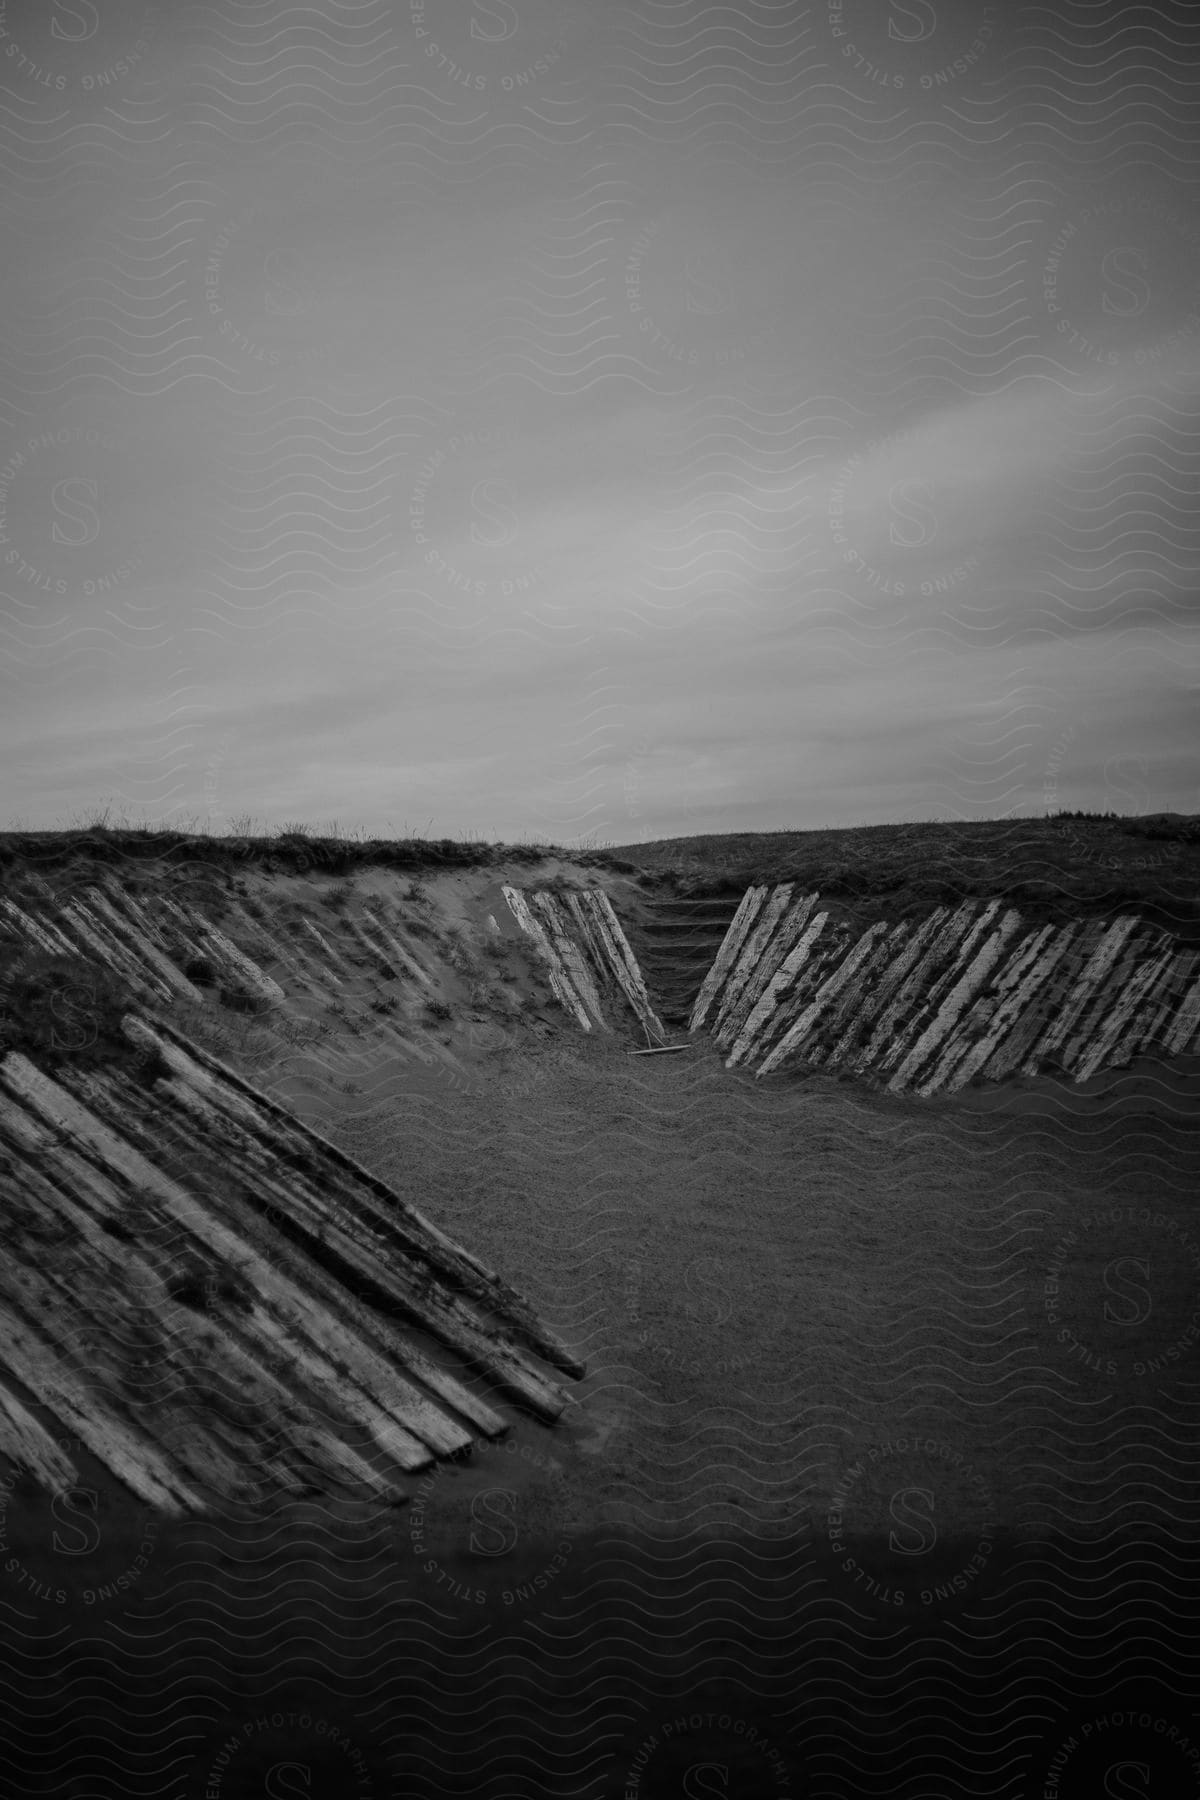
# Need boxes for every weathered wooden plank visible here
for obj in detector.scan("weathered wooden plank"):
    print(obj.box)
[155,1075,510,1441]
[83,887,207,1002]
[0,897,77,957]
[503,887,593,1032]
[939,923,1067,1090]
[1128,949,1197,1056]
[196,921,285,1006]
[365,902,439,990]
[118,1015,587,1384]
[0,1208,427,1497]
[529,893,610,1031]
[57,901,169,1001]
[716,893,817,1051]
[1057,930,1154,1075]
[0,1065,450,1473]
[873,908,987,1078]
[713,886,795,1040]
[915,924,1051,1095]
[991,920,1097,1076]
[574,889,666,1041]
[688,886,768,1032]
[814,921,908,1054]
[562,893,612,991]
[0,1300,205,1515]
[756,922,890,1076]
[1021,917,1141,1074]
[895,909,1024,1094]
[749,921,857,1068]
[726,909,828,1068]
[856,908,971,1076]
[1164,963,1200,1055]
[1069,940,1177,1082]
[0,1375,79,1491]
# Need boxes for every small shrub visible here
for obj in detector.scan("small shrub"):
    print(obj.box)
[0,949,139,1073]
[322,882,354,909]
[219,985,269,1015]
[425,999,452,1021]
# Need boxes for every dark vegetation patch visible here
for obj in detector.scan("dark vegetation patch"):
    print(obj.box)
[0,948,158,1076]
[218,985,272,1015]
[164,1265,256,1315]
[0,826,561,882]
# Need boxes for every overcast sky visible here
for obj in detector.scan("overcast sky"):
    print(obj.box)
[2,0,1199,843]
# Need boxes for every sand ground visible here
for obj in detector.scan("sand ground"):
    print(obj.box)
[4,859,1199,1795]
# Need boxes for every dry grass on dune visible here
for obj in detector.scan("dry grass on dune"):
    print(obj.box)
[603,814,1200,938]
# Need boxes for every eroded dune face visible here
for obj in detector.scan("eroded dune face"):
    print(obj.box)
[0,852,603,1517]
[0,835,1198,1527]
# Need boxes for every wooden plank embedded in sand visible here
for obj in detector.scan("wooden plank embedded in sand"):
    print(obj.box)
[1068,936,1175,1083]
[528,892,610,1032]
[0,1054,449,1479]
[0,896,78,958]
[712,885,795,1041]
[502,886,594,1032]
[756,921,890,1076]
[889,908,1023,1094]
[83,887,207,1002]
[725,908,828,1068]
[1021,917,1141,1074]
[0,1375,80,1492]
[688,885,768,1031]
[119,1012,587,1385]
[926,922,1060,1092]
[571,890,666,1042]
[716,892,817,1051]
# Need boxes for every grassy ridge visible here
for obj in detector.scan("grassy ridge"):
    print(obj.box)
[1,811,1197,936]
[599,814,1200,937]
[0,824,573,880]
